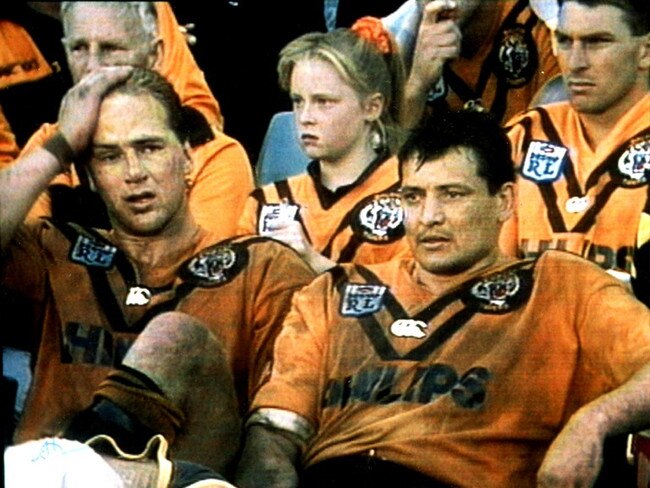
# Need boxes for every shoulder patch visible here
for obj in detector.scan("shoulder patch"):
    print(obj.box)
[615,135,650,188]
[69,234,117,269]
[180,243,249,287]
[495,24,538,87]
[462,268,533,314]
[521,140,568,183]
[340,283,387,317]
[351,192,404,243]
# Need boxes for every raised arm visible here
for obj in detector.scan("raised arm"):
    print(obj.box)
[537,362,650,487]
[0,66,132,251]
[400,0,461,129]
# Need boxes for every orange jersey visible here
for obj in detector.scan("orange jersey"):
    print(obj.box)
[0,19,53,90]
[502,95,650,299]
[1,220,315,443]
[14,122,253,240]
[155,3,223,131]
[430,0,559,123]
[237,156,410,266]
[252,251,650,487]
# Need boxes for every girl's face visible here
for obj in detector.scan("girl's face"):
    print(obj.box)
[289,58,379,165]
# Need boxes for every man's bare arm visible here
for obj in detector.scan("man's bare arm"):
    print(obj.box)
[235,425,302,488]
[400,0,461,129]
[0,66,132,251]
[537,362,650,487]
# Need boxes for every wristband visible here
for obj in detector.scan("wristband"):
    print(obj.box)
[43,132,76,171]
[245,408,315,446]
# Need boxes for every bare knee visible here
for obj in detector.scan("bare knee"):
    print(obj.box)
[122,311,231,404]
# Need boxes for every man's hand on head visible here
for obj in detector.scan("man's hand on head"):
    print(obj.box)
[58,66,134,157]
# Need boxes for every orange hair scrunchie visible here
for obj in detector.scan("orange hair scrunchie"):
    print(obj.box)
[350,16,394,55]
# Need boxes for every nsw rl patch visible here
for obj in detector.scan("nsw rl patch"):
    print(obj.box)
[521,141,568,183]
[351,192,404,243]
[463,268,533,313]
[70,234,117,268]
[180,243,248,287]
[340,283,387,317]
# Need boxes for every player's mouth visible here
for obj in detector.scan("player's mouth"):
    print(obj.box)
[300,133,319,146]
[566,79,595,93]
[418,234,451,249]
[124,191,156,211]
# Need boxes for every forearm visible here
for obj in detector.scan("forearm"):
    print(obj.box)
[400,75,432,129]
[235,425,302,488]
[537,362,650,486]
[0,146,62,250]
[573,362,650,438]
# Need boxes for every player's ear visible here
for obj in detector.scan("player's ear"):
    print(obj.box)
[149,37,164,71]
[182,143,193,176]
[495,182,515,223]
[638,33,650,70]
[85,167,97,192]
[363,92,385,122]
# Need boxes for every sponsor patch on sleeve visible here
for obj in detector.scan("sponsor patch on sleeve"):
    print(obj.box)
[521,140,568,183]
[351,192,405,243]
[69,235,117,268]
[181,243,249,287]
[340,283,387,317]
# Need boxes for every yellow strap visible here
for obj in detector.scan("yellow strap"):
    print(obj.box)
[85,434,173,488]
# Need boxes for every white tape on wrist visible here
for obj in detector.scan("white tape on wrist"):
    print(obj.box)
[245,408,315,445]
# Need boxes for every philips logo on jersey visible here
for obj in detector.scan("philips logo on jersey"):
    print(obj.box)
[323,364,491,410]
[521,141,568,183]
[70,235,117,268]
[390,319,428,339]
[341,283,387,316]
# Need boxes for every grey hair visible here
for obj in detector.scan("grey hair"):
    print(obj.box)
[61,2,159,40]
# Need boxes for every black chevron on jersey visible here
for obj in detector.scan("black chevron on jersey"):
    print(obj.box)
[525,110,650,234]
[340,261,534,362]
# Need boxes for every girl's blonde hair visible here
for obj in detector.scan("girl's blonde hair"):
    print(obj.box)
[278,26,405,153]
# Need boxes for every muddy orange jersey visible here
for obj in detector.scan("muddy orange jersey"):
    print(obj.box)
[1,221,315,443]
[0,19,53,90]
[252,251,650,487]
[14,122,253,240]
[155,3,223,131]
[502,95,650,301]
[428,0,559,123]
[237,156,410,266]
